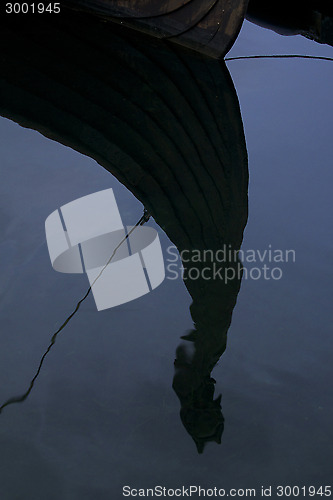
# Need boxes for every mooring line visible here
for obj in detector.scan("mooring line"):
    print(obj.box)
[0,208,150,413]
[225,54,333,62]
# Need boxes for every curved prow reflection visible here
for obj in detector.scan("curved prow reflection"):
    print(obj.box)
[0,8,248,452]
[173,245,244,452]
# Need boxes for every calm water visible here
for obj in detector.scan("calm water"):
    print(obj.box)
[0,19,332,500]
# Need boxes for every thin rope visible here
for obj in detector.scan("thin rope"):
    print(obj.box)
[225,54,333,62]
[0,208,150,414]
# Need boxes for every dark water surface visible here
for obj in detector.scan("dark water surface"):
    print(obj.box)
[0,19,332,500]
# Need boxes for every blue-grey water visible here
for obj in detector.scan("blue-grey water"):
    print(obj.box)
[0,20,332,499]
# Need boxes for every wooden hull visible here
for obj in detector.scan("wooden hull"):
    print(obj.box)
[66,0,249,58]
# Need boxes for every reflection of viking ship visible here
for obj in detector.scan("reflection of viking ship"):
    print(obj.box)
[65,0,249,58]
[0,8,248,451]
